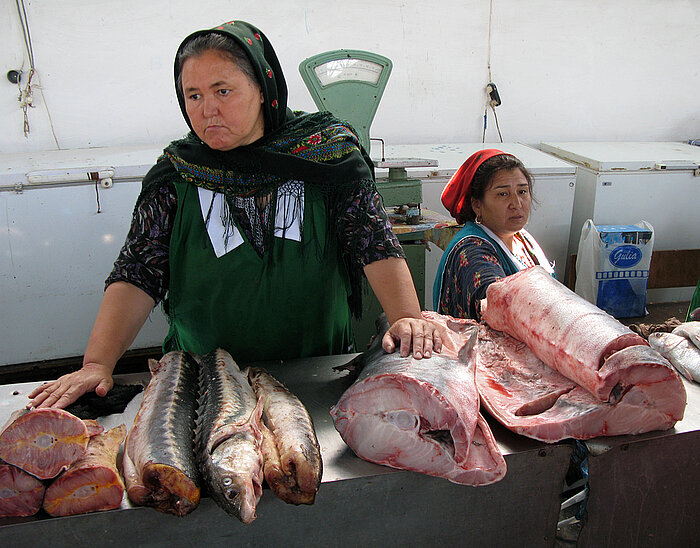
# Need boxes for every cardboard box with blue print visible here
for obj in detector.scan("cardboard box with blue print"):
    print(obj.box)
[574,220,654,318]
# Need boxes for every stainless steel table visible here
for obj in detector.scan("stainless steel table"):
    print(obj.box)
[1,353,573,547]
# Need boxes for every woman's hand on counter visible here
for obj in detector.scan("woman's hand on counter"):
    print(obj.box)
[382,317,443,359]
[27,363,114,409]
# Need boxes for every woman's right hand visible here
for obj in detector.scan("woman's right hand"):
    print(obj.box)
[27,363,114,410]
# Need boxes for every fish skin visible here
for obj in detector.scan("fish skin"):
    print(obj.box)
[0,407,89,480]
[0,462,45,517]
[649,332,700,383]
[123,351,201,516]
[43,424,127,517]
[195,349,263,524]
[248,367,322,505]
[671,321,700,350]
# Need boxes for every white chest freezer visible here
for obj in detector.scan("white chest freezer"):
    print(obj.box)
[540,141,700,301]
[372,142,577,309]
[0,145,169,366]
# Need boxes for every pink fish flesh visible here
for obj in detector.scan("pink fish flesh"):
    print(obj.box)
[0,462,45,517]
[331,321,506,486]
[0,408,89,480]
[481,266,656,402]
[476,325,686,442]
[43,424,126,517]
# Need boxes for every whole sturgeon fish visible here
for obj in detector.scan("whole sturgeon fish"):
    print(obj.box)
[481,266,670,402]
[0,407,89,480]
[331,314,506,486]
[43,424,127,516]
[248,367,322,505]
[123,351,200,516]
[196,349,263,524]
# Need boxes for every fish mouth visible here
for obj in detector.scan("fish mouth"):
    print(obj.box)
[214,476,262,524]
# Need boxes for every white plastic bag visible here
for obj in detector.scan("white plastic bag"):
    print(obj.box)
[575,220,654,318]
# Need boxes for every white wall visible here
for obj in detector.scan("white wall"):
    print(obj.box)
[1,0,699,154]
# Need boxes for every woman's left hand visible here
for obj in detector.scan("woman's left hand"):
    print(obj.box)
[382,317,443,359]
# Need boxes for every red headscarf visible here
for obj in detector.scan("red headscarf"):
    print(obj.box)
[441,149,510,219]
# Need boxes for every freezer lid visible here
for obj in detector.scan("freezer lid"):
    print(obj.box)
[0,144,166,188]
[540,141,700,172]
[372,142,577,178]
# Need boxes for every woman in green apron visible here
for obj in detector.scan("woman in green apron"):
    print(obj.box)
[30,20,441,409]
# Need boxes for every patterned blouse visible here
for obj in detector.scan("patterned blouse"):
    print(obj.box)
[106,180,404,303]
[436,236,507,320]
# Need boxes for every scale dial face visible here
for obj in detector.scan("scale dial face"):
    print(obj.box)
[313,58,383,86]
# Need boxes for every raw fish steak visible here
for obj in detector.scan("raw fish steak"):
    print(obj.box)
[476,325,686,442]
[481,266,662,402]
[0,408,89,479]
[43,424,127,516]
[0,462,45,517]
[331,319,506,486]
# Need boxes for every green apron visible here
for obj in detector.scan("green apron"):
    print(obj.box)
[164,181,353,362]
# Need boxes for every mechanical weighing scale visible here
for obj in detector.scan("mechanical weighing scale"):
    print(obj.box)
[299,51,451,347]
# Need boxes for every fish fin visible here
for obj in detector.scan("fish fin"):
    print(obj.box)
[457,326,479,363]
[147,359,161,375]
[207,400,264,454]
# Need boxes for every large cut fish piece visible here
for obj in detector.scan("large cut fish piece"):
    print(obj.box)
[0,407,89,479]
[0,462,45,517]
[43,424,126,516]
[649,331,700,383]
[476,325,686,442]
[248,368,322,505]
[196,349,263,524]
[123,351,200,516]
[481,266,671,402]
[331,315,506,486]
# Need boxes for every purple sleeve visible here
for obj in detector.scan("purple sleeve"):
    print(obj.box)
[104,182,175,303]
[337,187,405,268]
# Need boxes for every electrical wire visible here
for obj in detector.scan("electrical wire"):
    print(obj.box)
[15,0,60,147]
[487,0,494,83]
[491,104,503,142]
[482,0,504,143]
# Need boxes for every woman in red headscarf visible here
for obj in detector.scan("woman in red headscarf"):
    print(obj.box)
[433,149,554,319]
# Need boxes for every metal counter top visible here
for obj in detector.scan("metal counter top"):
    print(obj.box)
[0,352,572,546]
[8,353,699,546]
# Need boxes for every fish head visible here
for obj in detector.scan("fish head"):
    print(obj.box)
[207,436,263,524]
